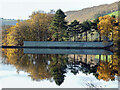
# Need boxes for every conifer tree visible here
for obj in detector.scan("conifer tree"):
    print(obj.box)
[68,20,80,41]
[49,9,68,41]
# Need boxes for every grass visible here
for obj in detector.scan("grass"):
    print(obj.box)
[95,55,112,62]
[108,11,120,17]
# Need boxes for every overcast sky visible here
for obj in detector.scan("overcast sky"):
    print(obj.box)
[0,0,119,19]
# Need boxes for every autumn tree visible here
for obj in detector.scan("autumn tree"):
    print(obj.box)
[2,25,13,46]
[97,15,119,41]
[2,12,53,46]
[29,12,53,41]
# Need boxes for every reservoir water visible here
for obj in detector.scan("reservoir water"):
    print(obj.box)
[0,48,119,88]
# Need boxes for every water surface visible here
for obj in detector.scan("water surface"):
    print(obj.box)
[0,48,119,88]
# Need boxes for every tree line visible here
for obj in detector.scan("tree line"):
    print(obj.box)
[2,9,119,46]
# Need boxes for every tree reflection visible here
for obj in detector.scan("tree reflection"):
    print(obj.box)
[2,49,69,85]
[97,54,120,81]
[1,49,119,86]
[2,49,52,81]
[49,54,68,85]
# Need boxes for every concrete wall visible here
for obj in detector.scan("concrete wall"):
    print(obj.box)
[24,41,113,48]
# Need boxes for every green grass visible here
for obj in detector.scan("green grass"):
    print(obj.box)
[95,55,112,62]
[108,11,120,17]
[91,11,120,20]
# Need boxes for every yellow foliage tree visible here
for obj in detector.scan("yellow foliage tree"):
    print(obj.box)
[2,12,53,46]
[97,15,119,41]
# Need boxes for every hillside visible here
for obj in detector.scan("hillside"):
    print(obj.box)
[0,18,17,26]
[65,1,119,23]
[108,11,120,17]
[1,1,119,25]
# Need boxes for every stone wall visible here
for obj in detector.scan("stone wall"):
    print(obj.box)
[24,41,113,48]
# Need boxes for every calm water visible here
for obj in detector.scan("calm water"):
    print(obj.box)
[0,48,119,88]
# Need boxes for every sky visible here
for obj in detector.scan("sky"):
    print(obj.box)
[0,63,118,88]
[0,0,119,20]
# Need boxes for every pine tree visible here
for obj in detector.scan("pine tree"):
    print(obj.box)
[49,9,68,41]
[81,20,91,41]
[68,20,80,41]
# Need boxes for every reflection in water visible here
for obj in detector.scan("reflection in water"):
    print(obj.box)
[1,48,120,87]
[24,48,113,55]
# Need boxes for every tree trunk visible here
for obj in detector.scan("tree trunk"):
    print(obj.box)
[99,55,101,63]
[99,33,101,42]
[74,54,75,65]
[69,33,70,41]
[86,31,87,42]
[112,31,113,41]
[77,32,78,41]
[91,35,92,41]
[74,32,76,41]
[57,30,59,41]
[85,54,87,63]
[106,55,108,64]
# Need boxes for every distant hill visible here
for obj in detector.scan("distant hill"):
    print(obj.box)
[65,1,119,23]
[1,1,119,25]
[0,18,18,26]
